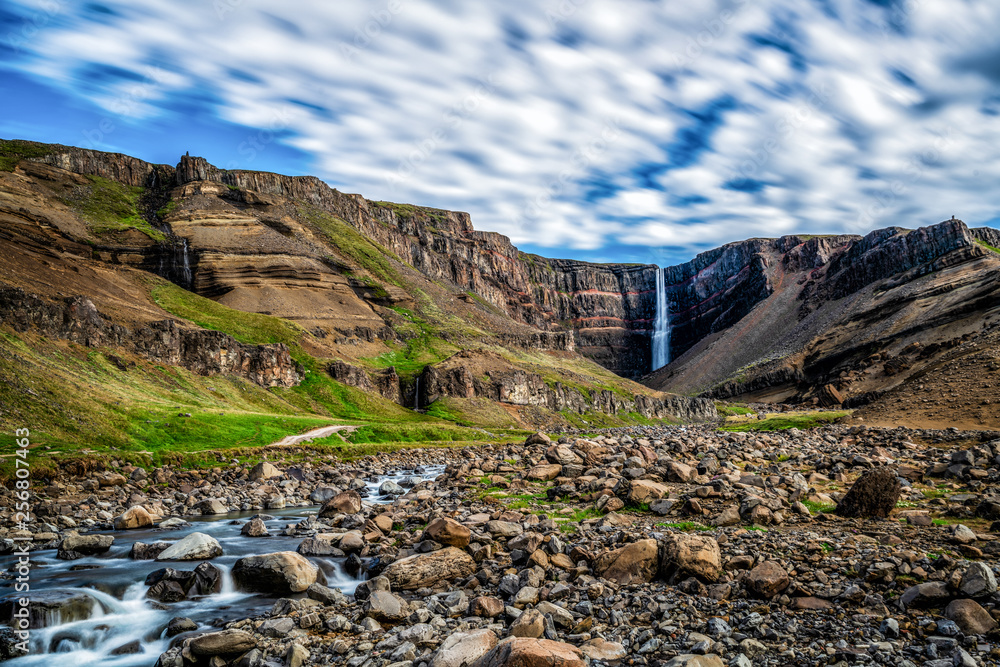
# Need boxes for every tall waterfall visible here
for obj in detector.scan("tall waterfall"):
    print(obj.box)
[651,267,671,371]
[180,239,192,287]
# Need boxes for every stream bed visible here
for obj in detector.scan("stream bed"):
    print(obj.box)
[0,465,443,666]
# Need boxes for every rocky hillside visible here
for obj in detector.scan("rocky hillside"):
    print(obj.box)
[5,137,1000,436]
[0,139,713,453]
[645,220,1000,427]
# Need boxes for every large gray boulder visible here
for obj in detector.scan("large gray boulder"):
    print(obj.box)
[232,552,318,594]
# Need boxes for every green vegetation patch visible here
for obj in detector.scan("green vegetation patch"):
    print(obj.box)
[152,281,302,346]
[975,239,1000,254]
[0,139,55,172]
[298,205,403,286]
[70,175,165,241]
[719,411,849,432]
[716,403,754,417]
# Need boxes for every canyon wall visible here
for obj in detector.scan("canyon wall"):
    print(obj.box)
[0,285,300,387]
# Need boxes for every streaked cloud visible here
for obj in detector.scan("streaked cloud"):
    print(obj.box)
[2,0,1000,265]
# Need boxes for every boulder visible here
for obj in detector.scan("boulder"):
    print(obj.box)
[319,490,362,517]
[431,629,498,667]
[659,534,721,582]
[309,484,341,504]
[580,638,627,662]
[509,608,546,638]
[525,464,561,481]
[156,533,223,561]
[59,534,114,556]
[423,517,471,548]
[114,506,154,530]
[746,561,790,599]
[945,599,999,635]
[900,581,951,608]
[363,590,408,623]
[663,656,725,667]
[665,461,697,483]
[835,468,900,518]
[198,499,228,515]
[628,480,670,505]
[189,630,256,656]
[524,432,551,446]
[476,637,585,667]
[241,517,269,537]
[383,547,476,590]
[249,462,281,482]
[594,539,658,585]
[232,552,318,594]
[470,596,504,618]
[960,562,998,597]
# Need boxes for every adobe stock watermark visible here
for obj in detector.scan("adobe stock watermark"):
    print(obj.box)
[339,0,406,62]
[671,0,750,69]
[856,127,957,227]
[546,0,588,28]
[224,107,295,170]
[512,117,623,227]
[728,82,832,186]
[5,0,65,53]
[384,74,501,192]
[10,428,32,655]
[81,66,168,150]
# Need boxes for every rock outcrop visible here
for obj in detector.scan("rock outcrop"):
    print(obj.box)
[0,285,300,387]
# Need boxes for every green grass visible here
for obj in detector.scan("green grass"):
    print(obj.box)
[157,200,178,218]
[362,308,459,381]
[975,239,1000,254]
[802,499,836,514]
[347,423,513,444]
[719,411,849,432]
[152,281,302,346]
[69,175,165,241]
[743,525,769,532]
[424,397,521,429]
[655,521,711,531]
[716,403,754,417]
[0,139,55,172]
[299,205,404,286]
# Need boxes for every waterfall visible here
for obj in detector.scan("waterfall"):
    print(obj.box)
[413,376,420,411]
[180,239,192,287]
[651,267,671,371]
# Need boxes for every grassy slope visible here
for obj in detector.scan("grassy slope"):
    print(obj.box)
[0,280,533,479]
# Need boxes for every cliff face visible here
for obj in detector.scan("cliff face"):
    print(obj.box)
[13,144,1000,405]
[328,352,718,423]
[0,285,300,387]
[170,154,661,377]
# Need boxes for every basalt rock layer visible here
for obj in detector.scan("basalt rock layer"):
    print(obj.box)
[5,139,1000,424]
[0,285,300,387]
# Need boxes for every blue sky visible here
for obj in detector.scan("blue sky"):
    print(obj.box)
[2,0,999,266]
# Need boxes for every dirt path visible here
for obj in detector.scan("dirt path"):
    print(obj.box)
[268,424,358,447]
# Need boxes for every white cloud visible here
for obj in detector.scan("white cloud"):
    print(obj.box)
[4,0,1000,261]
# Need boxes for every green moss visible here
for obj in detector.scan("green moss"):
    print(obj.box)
[157,200,178,218]
[716,403,754,416]
[298,205,404,286]
[152,281,302,346]
[975,239,1000,254]
[0,139,55,172]
[719,411,849,432]
[69,175,165,241]
[801,499,836,514]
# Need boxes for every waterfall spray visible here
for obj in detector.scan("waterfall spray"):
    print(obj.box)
[651,267,671,371]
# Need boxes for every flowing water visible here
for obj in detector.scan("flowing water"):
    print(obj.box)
[651,267,671,371]
[180,239,192,288]
[0,465,443,667]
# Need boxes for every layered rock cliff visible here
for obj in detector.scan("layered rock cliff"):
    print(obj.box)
[9,140,1000,414]
[0,285,300,387]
